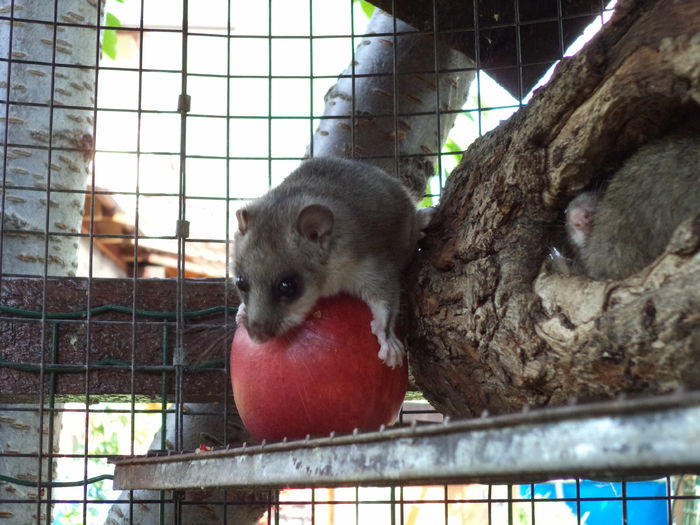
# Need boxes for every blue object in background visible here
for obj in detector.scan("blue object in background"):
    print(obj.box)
[520,479,669,525]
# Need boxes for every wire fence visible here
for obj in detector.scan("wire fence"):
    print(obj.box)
[0,0,698,524]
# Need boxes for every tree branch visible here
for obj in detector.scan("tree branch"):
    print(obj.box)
[406,0,700,417]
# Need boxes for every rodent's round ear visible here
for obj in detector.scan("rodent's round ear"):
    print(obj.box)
[297,204,334,247]
[236,208,250,234]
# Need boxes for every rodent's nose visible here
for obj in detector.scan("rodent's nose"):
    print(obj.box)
[246,320,275,343]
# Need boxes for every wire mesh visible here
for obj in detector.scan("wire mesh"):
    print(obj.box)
[0,0,698,524]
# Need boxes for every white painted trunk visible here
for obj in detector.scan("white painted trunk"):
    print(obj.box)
[0,0,100,276]
[309,9,473,194]
[0,2,101,523]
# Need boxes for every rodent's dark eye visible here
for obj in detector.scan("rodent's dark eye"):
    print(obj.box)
[276,276,301,301]
[235,276,249,293]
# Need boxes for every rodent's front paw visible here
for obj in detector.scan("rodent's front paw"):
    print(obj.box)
[235,303,247,325]
[377,333,405,369]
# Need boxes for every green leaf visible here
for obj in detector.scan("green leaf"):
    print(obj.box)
[106,12,121,29]
[102,31,117,59]
[102,12,121,60]
[443,138,462,154]
[442,138,464,168]
[356,0,375,19]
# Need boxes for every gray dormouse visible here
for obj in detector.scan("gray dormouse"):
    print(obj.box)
[232,157,432,368]
[565,130,700,280]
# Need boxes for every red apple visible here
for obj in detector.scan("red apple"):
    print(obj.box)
[230,294,408,442]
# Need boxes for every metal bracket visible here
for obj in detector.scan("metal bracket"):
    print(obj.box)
[175,220,190,239]
[178,94,191,113]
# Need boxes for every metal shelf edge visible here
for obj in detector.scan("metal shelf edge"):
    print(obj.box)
[112,391,700,490]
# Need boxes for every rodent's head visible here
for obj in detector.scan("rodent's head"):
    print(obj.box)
[232,201,334,343]
[565,191,598,250]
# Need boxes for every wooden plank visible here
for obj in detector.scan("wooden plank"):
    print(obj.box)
[0,277,238,403]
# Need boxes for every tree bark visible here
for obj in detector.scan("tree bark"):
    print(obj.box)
[1,1,97,276]
[0,404,61,524]
[0,3,101,523]
[309,9,473,197]
[406,0,700,417]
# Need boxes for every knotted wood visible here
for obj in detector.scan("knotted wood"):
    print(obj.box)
[406,0,700,417]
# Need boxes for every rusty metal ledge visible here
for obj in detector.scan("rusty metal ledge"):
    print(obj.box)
[112,391,700,490]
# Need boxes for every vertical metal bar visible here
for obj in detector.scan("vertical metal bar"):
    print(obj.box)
[82,0,104,520]
[311,486,316,524]
[175,0,190,450]
[159,324,169,524]
[622,480,628,525]
[267,0,272,187]
[84,3,104,525]
[139,0,151,501]
[140,0,151,506]
[390,0,400,176]
[308,0,314,155]
[431,0,444,193]
[349,0,357,158]
[44,323,58,525]
[576,478,582,525]
[507,484,514,525]
[665,476,673,525]
[274,488,280,525]
[513,0,524,104]
[487,484,493,525]
[129,0,147,480]
[39,1,61,522]
[222,1,234,520]
[472,0,483,137]
[173,4,191,523]
[443,485,449,525]
[556,0,565,60]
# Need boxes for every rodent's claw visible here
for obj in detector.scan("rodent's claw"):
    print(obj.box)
[416,207,435,239]
[377,333,405,369]
[368,303,404,367]
[235,303,247,326]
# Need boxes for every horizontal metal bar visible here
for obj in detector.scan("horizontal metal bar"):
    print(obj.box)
[112,391,700,490]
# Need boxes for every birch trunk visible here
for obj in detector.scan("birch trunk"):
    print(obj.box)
[1,0,98,276]
[0,2,100,523]
[309,9,473,198]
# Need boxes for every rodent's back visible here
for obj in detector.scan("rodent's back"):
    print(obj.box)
[270,157,419,262]
[583,132,700,280]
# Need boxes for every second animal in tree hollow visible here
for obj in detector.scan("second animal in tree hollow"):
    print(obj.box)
[565,130,700,280]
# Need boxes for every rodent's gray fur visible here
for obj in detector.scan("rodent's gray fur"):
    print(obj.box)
[566,131,700,280]
[232,157,431,367]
